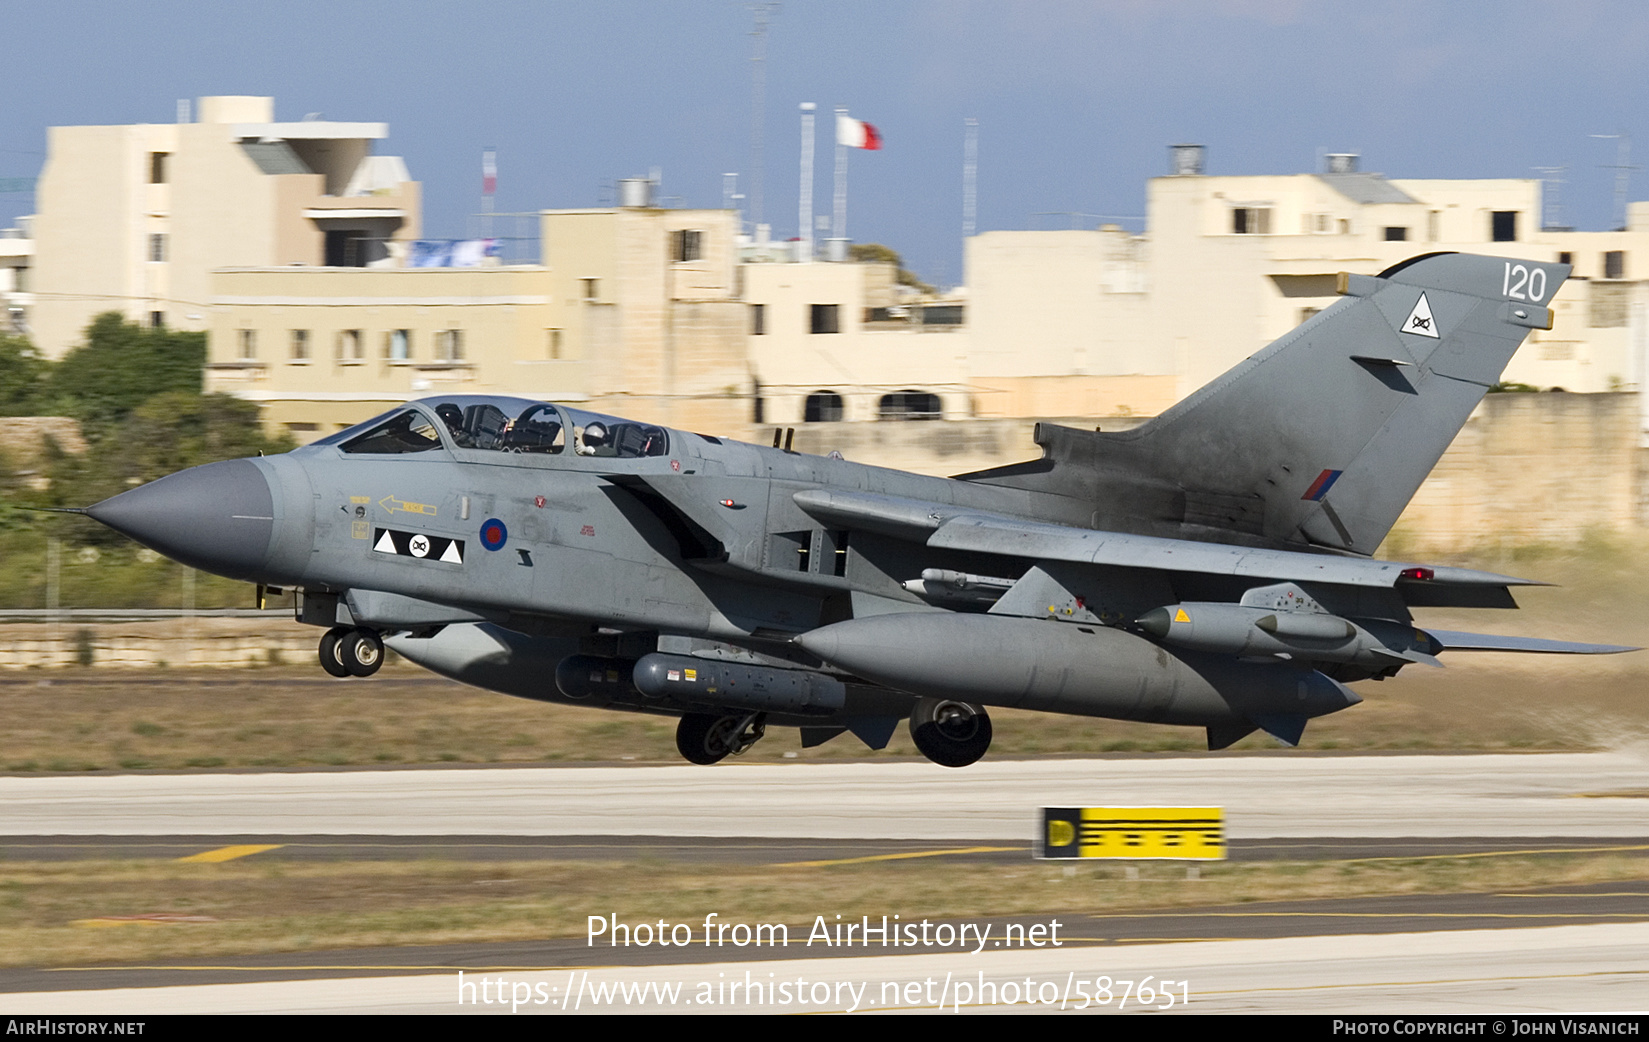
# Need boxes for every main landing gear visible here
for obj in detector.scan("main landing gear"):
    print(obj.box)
[676,712,767,765]
[908,697,993,767]
[319,626,384,678]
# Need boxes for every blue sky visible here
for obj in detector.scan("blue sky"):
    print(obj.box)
[4,0,1648,287]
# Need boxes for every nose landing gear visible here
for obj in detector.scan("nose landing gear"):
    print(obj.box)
[319,626,384,678]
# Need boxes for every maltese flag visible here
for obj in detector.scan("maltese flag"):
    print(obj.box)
[837,114,882,150]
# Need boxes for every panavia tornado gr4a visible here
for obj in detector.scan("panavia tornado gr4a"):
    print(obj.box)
[86,252,1632,766]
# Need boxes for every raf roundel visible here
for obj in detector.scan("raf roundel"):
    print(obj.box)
[480,518,508,552]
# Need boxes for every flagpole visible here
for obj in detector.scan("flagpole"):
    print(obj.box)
[833,105,849,250]
[798,102,815,263]
[482,147,496,244]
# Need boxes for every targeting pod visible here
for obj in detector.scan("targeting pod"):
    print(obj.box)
[632,653,846,715]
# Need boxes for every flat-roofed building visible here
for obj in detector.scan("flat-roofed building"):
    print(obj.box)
[29,96,419,357]
[208,202,751,440]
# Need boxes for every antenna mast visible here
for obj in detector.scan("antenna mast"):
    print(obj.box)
[1593,133,1637,231]
[748,3,779,233]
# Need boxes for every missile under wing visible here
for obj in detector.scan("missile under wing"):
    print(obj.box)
[86,252,1633,766]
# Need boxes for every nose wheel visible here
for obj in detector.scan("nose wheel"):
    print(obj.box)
[676,712,766,765]
[319,627,384,678]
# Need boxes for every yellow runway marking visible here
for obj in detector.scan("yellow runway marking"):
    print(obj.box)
[1330,842,1649,863]
[175,844,283,863]
[777,846,1024,868]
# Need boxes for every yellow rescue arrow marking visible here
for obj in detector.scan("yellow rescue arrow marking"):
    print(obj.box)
[379,495,437,518]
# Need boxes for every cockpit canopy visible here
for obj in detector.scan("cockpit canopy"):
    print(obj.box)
[314,396,669,459]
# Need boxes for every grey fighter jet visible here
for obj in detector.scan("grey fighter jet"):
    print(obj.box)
[86,252,1632,766]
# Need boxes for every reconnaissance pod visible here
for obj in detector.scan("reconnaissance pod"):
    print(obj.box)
[87,253,1631,766]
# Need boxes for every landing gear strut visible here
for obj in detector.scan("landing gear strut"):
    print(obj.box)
[909,697,992,767]
[676,712,767,765]
[319,626,384,678]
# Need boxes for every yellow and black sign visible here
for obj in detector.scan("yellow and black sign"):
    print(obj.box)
[1040,807,1225,860]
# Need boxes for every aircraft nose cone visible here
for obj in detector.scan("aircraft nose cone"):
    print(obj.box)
[86,459,276,581]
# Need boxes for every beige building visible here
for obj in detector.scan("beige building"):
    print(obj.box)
[742,257,971,425]
[205,146,1649,452]
[208,202,750,439]
[29,96,418,358]
[0,216,30,335]
[1141,158,1648,398]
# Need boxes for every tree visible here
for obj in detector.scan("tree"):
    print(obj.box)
[0,333,47,415]
[849,243,937,295]
[43,312,205,430]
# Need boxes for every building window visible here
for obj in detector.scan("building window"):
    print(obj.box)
[337,329,364,362]
[547,328,562,359]
[387,329,411,361]
[1384,226,1408,242]
[878,391,942,421]
[751,303,766,335]
[290,329,310,361]
[1558,252,1573,267]
[325,230,367,267]
[804,391,844,423]
[810,304,840,334]
[1299,307,1322,324]
[436,329,464,361]
[582,278,599,301]
[1491,211,1519,242]
[1231,207,1271,234]
[148,234,166,262]
[149,152,168,185]
[1604,250,1625,279]
[673,229,703,262]
[149,311,165,329]
[921,305,965,326]
[237,329,256,360]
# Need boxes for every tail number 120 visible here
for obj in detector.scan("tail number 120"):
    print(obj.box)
[1503,262,1548,303]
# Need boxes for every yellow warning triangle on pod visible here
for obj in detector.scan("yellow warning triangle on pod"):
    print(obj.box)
[1175,608,1190,623]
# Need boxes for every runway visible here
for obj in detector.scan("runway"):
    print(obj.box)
[4,751,1647,839]
[4,752,1647,1014]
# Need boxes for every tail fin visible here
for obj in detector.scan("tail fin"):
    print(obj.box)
[967,252,1568,555]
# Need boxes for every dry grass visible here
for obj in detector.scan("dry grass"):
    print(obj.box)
[2,852,1646,967]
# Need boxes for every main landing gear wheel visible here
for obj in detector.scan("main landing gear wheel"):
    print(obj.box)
[909,697,993,768]
[320,627,384,678]
[676,712,767,765]
[338,628,384,677]
[318,627,351,678]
